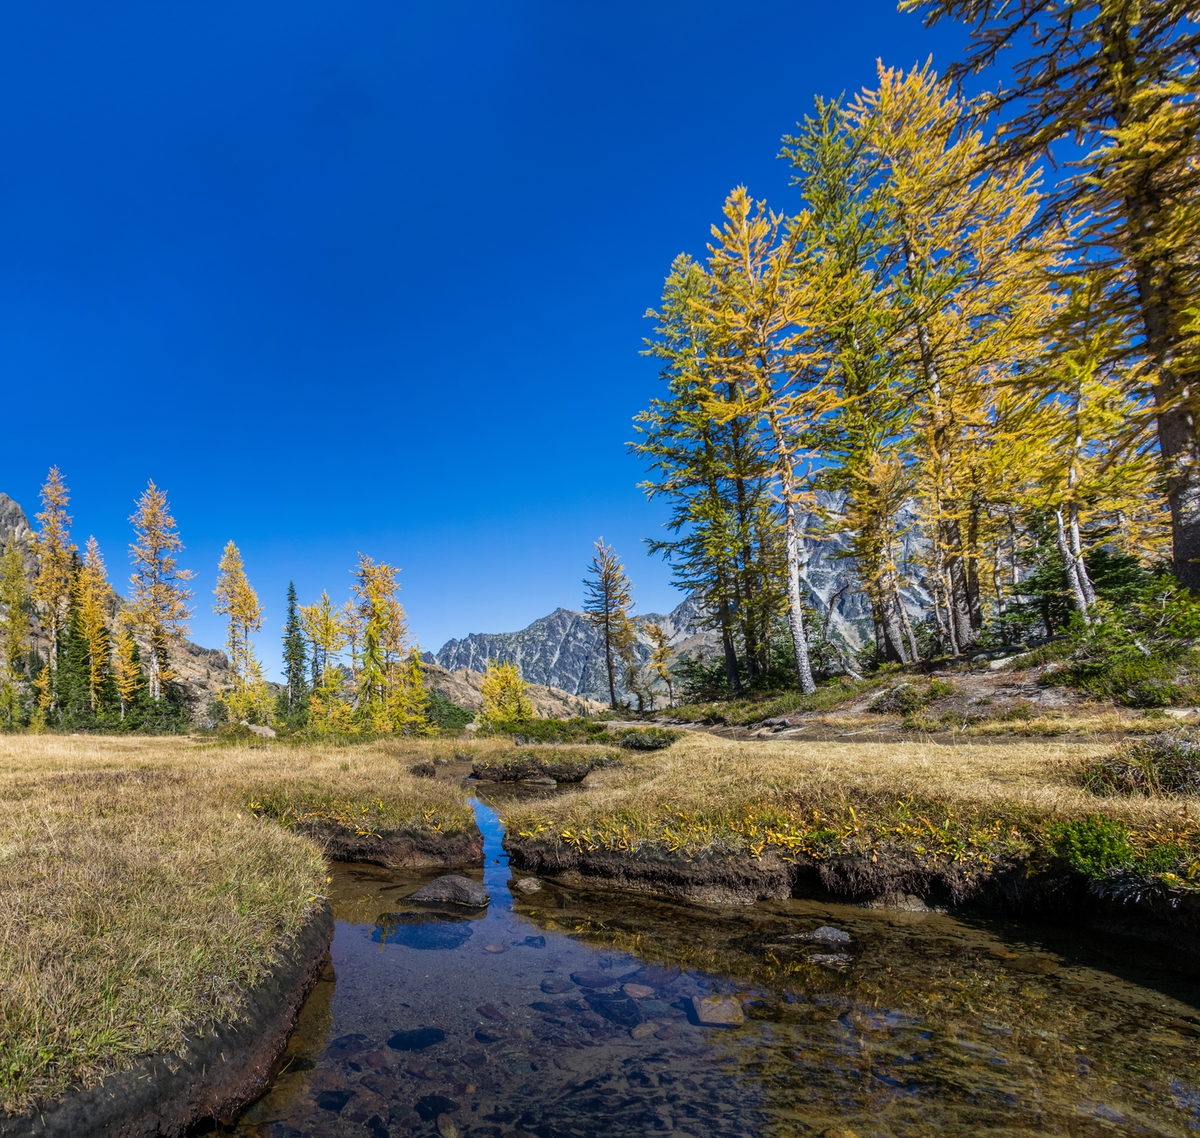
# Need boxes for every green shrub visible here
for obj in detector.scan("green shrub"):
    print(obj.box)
[1046,580,1200,706]
[1080,733,1200,797]
[1046,815,1135,877]
[870,681,956,714]
[494,717,681,750]
[426,691,475,731]
[927,679,960,700]
[614,726,681,751]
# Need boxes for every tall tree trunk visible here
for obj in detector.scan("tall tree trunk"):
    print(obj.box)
[1055,510,1092,625]
[603,618,617,709]
[783,497,817,694]
[1118,113,1200,590]
[1067,502,1097,606]
[717,597,740,693]
[896,590,920,663]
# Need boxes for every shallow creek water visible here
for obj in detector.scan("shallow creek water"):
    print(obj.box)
[223,789,1200,1137]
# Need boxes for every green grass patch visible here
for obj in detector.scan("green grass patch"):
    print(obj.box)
[1080,733,1200,797]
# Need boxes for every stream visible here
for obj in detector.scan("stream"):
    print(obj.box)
[222,789,1200,1137]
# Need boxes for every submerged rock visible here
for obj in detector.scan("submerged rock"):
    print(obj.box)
[622,983,654,999]
[410,875,489,907]
[414,1093,458,1121]
[540,976,574,994]
[570,970,619,989]
[514,877,542,893]
[809,953,852,970]
[688,995,744,1027]
[388,1027,446,1052]
[801,925,851,943]
[585,992,644,1028]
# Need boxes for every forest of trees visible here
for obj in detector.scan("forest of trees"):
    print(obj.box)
[632,0,1200,701]
[0,468,434,734]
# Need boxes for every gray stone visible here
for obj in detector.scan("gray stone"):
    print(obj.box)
[804,925,851,944]
[688,995,744,1027]
[514,877,542,893]
[239,722,277,739]
[409,875,489,907]
[809,953,852,969]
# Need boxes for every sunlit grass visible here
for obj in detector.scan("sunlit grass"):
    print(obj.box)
[502,732,1200,887]
[0,734,483,1114]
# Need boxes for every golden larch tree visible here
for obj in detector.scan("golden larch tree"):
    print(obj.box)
[31,467,76,682]
[127,481,194,702]
[479,658,535,726]
[212,540,272,724]
[0,539,30,729]
[582,539,635,709]
[75,537,112,712]
[300,591,354,735]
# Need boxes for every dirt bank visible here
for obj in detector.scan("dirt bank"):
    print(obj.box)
[506,836,1200,943]
[302,822,484,867]
[0,903,334,1138]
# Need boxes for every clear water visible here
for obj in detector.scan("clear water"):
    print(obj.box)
[224,790,1200,1137]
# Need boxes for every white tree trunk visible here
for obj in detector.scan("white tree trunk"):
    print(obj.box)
[1055,510,1092,625]
[784,497,817,695]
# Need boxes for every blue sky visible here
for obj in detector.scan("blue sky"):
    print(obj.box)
[0,1,961,676]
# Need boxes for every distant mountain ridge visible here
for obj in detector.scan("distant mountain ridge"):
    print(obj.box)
[433,491,936,702]
[432,595,716,703]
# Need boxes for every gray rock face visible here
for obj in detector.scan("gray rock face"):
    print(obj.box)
[433,499,936,699]
[409,875,489,907]
[0,493,33,549]
[433,595,716,703]
[798,490,932,652]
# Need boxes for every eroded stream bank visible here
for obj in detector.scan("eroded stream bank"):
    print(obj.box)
[219,792,1200,1138]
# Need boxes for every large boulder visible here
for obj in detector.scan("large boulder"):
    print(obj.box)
[409,875,489,907]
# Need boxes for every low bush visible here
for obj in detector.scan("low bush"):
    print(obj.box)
[613,726,681,751]
[870,680,957,715]
[1046,815,1136,877]
[426,691,475,731]
[495,717,681,750]
[1044,579,1200,707]
[471,746,620,783]
[1080,733,1200,797]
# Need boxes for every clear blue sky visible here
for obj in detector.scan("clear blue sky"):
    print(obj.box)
[0,1,961,675]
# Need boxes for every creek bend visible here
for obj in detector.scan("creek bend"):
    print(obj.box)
[220,788,1200,1137]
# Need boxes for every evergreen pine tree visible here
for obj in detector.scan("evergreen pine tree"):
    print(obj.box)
[281,580,308,723]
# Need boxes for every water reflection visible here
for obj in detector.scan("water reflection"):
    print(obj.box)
[223,794,1200,1138]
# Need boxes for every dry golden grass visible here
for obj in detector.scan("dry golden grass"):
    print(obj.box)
[0,733,485,1114]
[502,731,1200,866]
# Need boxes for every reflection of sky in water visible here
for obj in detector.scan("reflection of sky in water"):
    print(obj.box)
[232,795,1200,1137]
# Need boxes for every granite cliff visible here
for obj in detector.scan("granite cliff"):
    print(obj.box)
[433,491,936,702]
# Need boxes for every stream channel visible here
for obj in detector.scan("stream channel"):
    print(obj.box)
[221,786,1200,1137]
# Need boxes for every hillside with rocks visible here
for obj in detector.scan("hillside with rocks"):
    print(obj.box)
[432,594,719,703]
[433,496,937,702]
[0,492,232,720]
[423,662,606,719]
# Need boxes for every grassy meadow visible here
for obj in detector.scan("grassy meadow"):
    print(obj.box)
[501,730,1200,891]
[0,733,490,1115]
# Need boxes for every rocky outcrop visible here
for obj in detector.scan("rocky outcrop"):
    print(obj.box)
[432,596,717,704]
[422,661,606,719]
[432,505,938,700]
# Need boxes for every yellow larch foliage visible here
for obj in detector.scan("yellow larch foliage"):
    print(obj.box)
[479,658,535,727]
[75,537,112,712]
[127,482,194,702]
[212,541,272,725]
